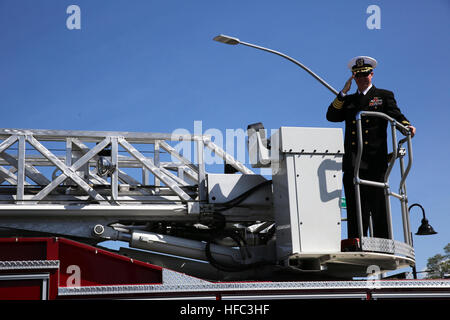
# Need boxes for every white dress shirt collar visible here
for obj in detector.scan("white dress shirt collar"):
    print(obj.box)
[358,83,373,96]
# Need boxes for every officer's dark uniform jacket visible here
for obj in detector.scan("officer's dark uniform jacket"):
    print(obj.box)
[326,85,411,174]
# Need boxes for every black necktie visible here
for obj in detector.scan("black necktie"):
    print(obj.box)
[356,92,364,106]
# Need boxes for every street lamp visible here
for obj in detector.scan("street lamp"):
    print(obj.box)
[213,34,339,95]
[409,203,437,236]
[408,203,437,279]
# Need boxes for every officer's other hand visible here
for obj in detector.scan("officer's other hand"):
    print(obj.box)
[342,74,354,94]
[408,126,416,137]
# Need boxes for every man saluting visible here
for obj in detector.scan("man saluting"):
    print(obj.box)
[326,56,416,240]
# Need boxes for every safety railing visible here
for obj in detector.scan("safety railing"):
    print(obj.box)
[354,111,413,250]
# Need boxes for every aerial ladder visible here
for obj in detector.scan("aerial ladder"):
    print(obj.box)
[0,118,448,300]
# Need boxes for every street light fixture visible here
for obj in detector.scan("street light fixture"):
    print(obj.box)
[213,34,240,45]
[213,34,339,95]
[408,203,437,279]
[409,203,437,236]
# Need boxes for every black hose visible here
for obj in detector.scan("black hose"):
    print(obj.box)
[204,180,273,272]
[214,180,272,212]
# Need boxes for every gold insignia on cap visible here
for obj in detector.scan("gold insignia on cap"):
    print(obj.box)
[356,58,364,67]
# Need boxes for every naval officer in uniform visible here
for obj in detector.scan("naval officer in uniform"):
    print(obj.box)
[326,56,416,239]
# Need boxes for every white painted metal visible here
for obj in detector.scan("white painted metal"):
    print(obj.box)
[203,138,255,175]
[207,174,269,204]
[271,127,344,261]
[276,127,344,154]
[0,128,252,207]
[247,128,270,168]
[130,230,244,265]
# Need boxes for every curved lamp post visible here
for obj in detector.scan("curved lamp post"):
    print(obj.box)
[408,203,437,279]
[213,34,339,95]
[409,203,437,236]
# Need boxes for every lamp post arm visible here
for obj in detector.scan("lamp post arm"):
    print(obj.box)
[239,41,339,95]
[408,203,426,220]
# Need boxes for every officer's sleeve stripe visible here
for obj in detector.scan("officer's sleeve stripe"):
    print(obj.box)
[401,120,411,125]
[332,98,344,110]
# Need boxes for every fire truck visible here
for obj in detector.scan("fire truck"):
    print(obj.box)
[1,35,449,300]
[0,119,449,300]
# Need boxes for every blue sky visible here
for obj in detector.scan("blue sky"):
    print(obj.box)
[0,0,449,276]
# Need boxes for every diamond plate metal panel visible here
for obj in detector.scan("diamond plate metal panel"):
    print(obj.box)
[394,240,415,259]
[58,278,450,296]
[0,260,59,270]
[361,237,395,254]
[162,269,211,285]
[361,237,415,259]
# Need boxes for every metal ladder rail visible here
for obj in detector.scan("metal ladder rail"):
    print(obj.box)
[0,128,256,207]
[353,111,413,243]
[0,130,200,205]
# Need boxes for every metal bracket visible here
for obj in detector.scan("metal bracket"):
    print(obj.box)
[187,202,200,214]
[92,224,120,240]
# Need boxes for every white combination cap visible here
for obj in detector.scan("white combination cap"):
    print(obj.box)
[347,56,377,73]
